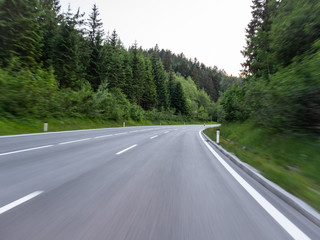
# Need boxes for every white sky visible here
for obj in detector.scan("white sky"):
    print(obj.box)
[60,0,253,76]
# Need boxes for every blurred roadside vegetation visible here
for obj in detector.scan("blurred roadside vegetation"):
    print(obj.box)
[204,123,320,212]
[205,0,320,211]
[217,0,320,134]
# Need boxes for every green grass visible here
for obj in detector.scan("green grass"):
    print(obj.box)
[204,121,320,212]
[0,117,217,135]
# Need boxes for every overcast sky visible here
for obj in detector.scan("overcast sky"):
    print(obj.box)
[60,0,253,76]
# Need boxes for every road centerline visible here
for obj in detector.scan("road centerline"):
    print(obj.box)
[0,191,43,215]
[116,144,137,155]
[150,135,158,139]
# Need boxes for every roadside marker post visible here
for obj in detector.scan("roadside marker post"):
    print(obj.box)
[216,128,220,144]
[44,122,48,132]
[123,122,125,127]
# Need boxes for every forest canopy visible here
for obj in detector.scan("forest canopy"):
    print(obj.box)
[0,0,237,123]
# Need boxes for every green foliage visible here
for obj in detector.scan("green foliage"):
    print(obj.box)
[171,81,189,115]
[255,44,320,132]
[0,1,222,123]
[219,84,248,122]
[38,0,62,68]
[86,4,106,91]
[235,0,320,134]
[0,62,57,118]
[204,122,320,211]
[52,7,87,89]
[0,0,42,67]
[151,51,169,110]
[269,0,320,68]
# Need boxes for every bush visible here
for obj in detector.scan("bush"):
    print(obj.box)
[0,64,58,118]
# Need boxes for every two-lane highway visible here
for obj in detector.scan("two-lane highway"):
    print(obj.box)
[0,125,319,239]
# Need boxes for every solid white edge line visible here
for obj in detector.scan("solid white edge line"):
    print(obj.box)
[116,144,137,155]
[199,130,310,240]
[150,135,158,139]
[0,191,43,214]
[58,138,91,145]
[0,145,54,156]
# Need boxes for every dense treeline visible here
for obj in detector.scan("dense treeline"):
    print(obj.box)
[218,0,320,133]
[0,0,235,123]
[150,48,232,102]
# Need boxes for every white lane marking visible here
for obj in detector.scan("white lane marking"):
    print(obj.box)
[0,127,163,139]
[114,132,128,136]
[199,131,310,240]
[150,135,158,139]
[0,191,43,214]
[164,131,169,134]
[116,144,137,155]
[0,145,53,157]
[58,138,91,145]
[94,134,113,139]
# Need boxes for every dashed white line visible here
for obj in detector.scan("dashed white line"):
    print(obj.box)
[116,144,137,155]
[114,132,128,136]
[94,134,113,139]
[0,145,54,156]
[199,131,310,240]
[164,131,169,134]
[58,138,91,145]
[0,191,43,214]
[150,135,158,139]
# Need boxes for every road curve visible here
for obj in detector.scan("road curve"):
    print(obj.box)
[0,125,319,239]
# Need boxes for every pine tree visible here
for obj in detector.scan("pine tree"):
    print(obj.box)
[141,53,157,110]
[241,0,276,78]
[168,70,175,108]
[130,42,146,105]
[121,50,134,101]
[38,0,62,68]
[52,6,85,88]
[162,50,172,72]
[151,51,169,110]
[0,0,42,67]
[171,81,188,115]
[105,30,125,90]
[87,4,106,91]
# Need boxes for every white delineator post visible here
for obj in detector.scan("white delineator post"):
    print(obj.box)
[123,122,125,127]
[216,128,220,144]
[44,122,48,132]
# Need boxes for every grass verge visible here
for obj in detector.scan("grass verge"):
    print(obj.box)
[204,121,320,212]
[0,117,216,135]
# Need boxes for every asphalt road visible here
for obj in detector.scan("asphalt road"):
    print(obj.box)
[0,125,319,239]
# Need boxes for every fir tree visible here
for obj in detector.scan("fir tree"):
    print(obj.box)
[0,0,42,67]
[151,51,169,110]
[171,81,188,115]
[39,0,62,68]
[52,6,85,88]
[87,4,106,91]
